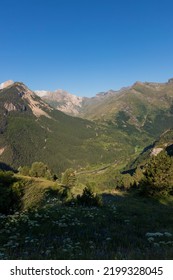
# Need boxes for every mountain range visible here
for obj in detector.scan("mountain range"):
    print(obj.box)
[35,89,84,116]
[1,78,173,173]
[35,78,173,122]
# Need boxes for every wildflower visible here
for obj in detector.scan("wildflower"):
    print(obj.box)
[146,232,163,237]
[159,241,166,245]
[148,237,154,242]
[4,241,13,247]
[164,232,172,237]
[154,232,163,237]
[166,241,173,245]
[9,235,18,240]
[34,213,42,218]
[146,232,154,237]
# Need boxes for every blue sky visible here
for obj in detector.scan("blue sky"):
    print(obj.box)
[0,0,173,96]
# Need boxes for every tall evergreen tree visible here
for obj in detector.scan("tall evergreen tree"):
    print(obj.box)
[141,151,173,195]
[61,168,76,189]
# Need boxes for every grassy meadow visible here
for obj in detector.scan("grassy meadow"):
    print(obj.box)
[0,174,173,260]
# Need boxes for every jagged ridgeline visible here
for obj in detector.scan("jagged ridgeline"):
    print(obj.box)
[0,82,134,172]
[35,78,173,150]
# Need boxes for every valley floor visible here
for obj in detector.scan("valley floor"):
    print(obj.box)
[0,190,173,260]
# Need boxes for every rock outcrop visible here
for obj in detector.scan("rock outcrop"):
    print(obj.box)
[0,80,14,90]
[35,89,84,116]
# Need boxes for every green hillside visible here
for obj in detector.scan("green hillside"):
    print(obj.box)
[0,83,139,173]
[2,80,173,174]
[78,81,173,142]
[81,81,173,122]
[126,129,173,172]
[0,171,173,260]
[40,80,173,166]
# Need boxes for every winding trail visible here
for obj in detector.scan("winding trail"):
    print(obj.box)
[76,164,112,175]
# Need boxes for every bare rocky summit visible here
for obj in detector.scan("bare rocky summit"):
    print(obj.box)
[35,89,84,116]
[0,80,14,90]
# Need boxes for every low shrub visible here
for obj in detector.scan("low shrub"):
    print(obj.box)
[0,171,22,213]
[77,185,102,207]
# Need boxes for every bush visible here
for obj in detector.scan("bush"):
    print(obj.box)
[58,186,74,205]
[11,181,25,209]
[138,151,173,196]
[61,168,76,189]
[77,185,102,207]
[29,162,52,178]
[18,166,30,176]
[0,171,22,213]
[115,173,134,190]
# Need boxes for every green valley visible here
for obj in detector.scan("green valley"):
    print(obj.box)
[1,79,173,260]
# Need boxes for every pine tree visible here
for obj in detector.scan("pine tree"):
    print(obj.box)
[61,168,76,189]
[29,162,51,178]
[141,151,173,195]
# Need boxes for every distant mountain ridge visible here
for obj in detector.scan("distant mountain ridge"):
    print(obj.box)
[34,79,173,123]
[35,89,84,116]
[34,87,131,117]
[0,80,14,89]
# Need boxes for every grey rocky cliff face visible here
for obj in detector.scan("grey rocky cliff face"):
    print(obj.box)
[4,102,17,112]
[35,89,84,116]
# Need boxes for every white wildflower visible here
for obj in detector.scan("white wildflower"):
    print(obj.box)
[154,232,163,237]
[164,232,172,237]
[148,237,154,242]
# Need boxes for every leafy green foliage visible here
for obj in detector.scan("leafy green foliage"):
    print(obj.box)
[0,171,13,213]
[18,166,30,176]
[0,171,22,213]
[77,185,102,207]
[58,187,74,205]
[139,151,173,196]
[61,168,76,188]
[11,181,25,209]
[18,162,54,180]
[29,162,52,179]
[1,193,173,260]
[17,177,58,210]
[0,169,173,260]
[115,173,135,190]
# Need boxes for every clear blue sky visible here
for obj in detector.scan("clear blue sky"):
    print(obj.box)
[0,0,173,96]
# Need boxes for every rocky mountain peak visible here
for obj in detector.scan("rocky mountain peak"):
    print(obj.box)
[35,89,84,116]
[0,80,14,90]
[0,82,53,119]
